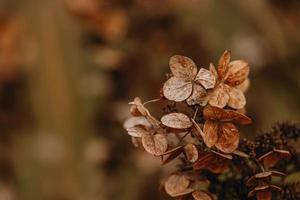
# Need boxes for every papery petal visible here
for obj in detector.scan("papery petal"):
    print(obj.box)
[165,174,193,197]
[217,50,231,79]
[195,68,216,89]
[142,133,168,156]
[161,113,193,129]
[237,78,250,93]
[192,191,213,200]
[169,55,197,80]
[163,77,193,102]
[208,84,229,108]
[225,60,249,86]
[227,86,246,109]
[203,105,252,125]
[186,84,208,106]
[215,123,239,153]
[203,120,218,148]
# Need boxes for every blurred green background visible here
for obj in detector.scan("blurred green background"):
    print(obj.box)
[0,0,299,199]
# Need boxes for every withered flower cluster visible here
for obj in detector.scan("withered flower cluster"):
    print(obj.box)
[123,51,293,200]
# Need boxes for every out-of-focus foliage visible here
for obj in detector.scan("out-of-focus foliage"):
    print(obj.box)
[0,0,298,199]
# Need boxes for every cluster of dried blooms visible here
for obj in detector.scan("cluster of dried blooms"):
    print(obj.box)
[123,51,300,200]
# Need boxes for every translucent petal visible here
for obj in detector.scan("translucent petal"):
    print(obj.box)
[225,60,250,86]
[227,86,246,109]
[126,126,149,137]
[161,113,193,129]
[195,68,216,89]
[217,50,231,79]
[203,120,218,148]
[123,116,151,129]
[184,144,199,163]
[163,77,193,102]
[208,84,229,108]
[215,123,239,153]
[237,78,250,93]
[165,174,192,197]
[203,105,252,125]
[142,133,168,156]
[169,55,197,80]
[186,84,208,106]
[192,191,213,200]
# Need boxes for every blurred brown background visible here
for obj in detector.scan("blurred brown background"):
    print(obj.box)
[0,0,299,199]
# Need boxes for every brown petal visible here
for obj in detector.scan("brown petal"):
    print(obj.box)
[203,105,252,125]
[123,116,151,129]
[225,60,249,86]
[203,120,219,148]
[217,50,231,79]
[131,137,143,149]
[237,78,250,93]
[126,126,149,137]
[209,63,218,79]
[169,55,198,80]
[142,133,168,156]
[258,149,291,168]
[195,68,216,89]
[227,87,246,109]
[192,191,213,200]
[256,191,272,200]
[163,77,193,102]
[208,83,229,108]
[129,97,151,117]
[186,84,208,106]
[215,123,239,153]
[161,113,193,129]
[165,174,193,197]
[184,144,199,163]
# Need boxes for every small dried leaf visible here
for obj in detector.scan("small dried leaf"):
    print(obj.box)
[237,78,250,93]
[126,126,149,137]
[195,68,216,89]
[169,55,197,80]
[161,113,193,129]
[203,105,252,125]
[203,120,219,148]
[215,123,239,153]
[225,60,249,86]
[163,77,193,102]
[217,50,231,79]
[184,144,199,163]
[123,116,151,129]
[186,84,208,106]
[208,84,229,108]
[142,133,168,156]
[165,174,193,197]
[192,190,213,200]
[130,104,142,116]
[227,87,246,109]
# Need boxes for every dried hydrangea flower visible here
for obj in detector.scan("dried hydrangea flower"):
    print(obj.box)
[207,50,250,109]
[195,105,252,153]
[163,55,215,105]
[258,149,291,168]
